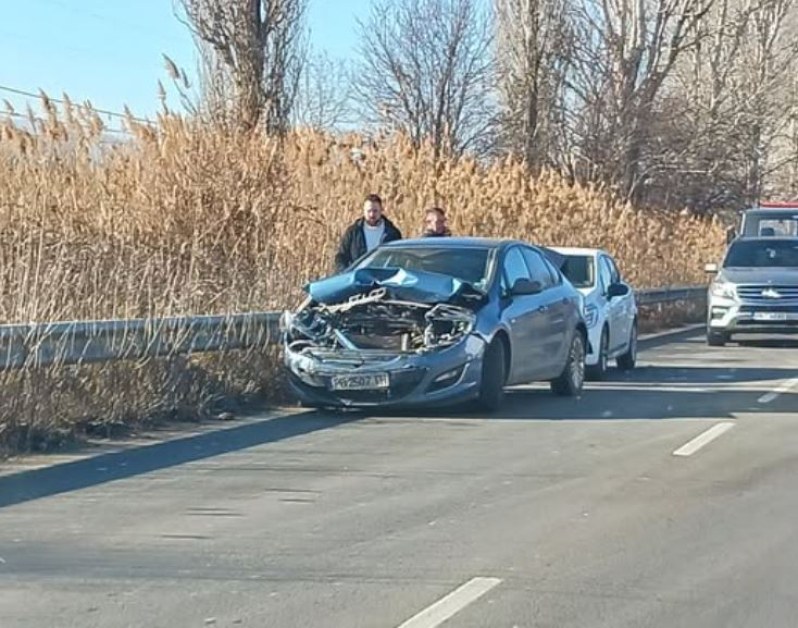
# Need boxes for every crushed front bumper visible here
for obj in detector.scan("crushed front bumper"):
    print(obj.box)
[284,334,487,409]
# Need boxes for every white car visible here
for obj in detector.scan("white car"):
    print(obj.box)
[551,247,638,379]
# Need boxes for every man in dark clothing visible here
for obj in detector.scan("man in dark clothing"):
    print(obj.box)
[421,206,451,237]
[334,194,403,272]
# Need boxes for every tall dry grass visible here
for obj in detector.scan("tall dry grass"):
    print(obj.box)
[0,97,727,453]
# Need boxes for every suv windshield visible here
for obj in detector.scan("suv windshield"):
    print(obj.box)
[355,246,493,290]
[724,239,798,268]
[560,255,595,288]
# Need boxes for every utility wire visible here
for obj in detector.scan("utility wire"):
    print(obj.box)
[1,109,132,136]
[0,85,155,125]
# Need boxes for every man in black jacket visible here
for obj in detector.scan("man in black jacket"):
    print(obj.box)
[421,206,452,237]
[334,194,402,272]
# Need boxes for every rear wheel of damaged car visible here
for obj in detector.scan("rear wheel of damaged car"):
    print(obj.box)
[476,336,507,411]
[551,329,586,397]
[587,326,609,381]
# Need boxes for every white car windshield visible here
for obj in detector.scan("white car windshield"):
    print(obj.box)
[560,255,595,288]
[354,246,493,290]
[724,239,798,268]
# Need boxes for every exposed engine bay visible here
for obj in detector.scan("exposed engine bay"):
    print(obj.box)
[283,287,477,355]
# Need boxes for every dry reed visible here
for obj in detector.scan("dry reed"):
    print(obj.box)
[0,97,726,454]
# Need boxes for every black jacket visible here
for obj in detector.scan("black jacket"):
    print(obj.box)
[334,217,402,272]
[421,228,452,237]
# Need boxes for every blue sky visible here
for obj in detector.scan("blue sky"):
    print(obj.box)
[0,0,372,123]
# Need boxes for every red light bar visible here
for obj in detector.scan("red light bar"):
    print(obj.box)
[758,201,798,208]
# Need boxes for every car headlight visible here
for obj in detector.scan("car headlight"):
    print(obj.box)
[710,282,736,299]
[279,310,293,334]
[584,304,599,328]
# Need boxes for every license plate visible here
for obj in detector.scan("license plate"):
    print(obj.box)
[753,312,788,321]
[330,373,390,391]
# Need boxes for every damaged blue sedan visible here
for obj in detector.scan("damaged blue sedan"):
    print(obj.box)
[281,237,588,411]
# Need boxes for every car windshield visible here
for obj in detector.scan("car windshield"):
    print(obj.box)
[724,240,798,268]
[560,254,595,288]
[354,246,493,290]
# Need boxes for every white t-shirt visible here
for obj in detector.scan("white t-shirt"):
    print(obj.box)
[363,221,385,252]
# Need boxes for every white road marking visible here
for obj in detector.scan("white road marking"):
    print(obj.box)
[673,422,735,457]
[758,377,798,404]
[396,577,502,628]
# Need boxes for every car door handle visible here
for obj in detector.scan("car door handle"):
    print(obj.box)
[537,305,549,312]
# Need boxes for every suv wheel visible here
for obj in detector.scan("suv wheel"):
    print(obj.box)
[707,329,729,347]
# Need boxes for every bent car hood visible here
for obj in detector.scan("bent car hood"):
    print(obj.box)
[306,267,482,305]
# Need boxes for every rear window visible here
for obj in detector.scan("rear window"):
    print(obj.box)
[560,255,595,288]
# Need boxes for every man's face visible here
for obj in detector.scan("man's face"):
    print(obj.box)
[363,201,383,226]
[425,211,446,234]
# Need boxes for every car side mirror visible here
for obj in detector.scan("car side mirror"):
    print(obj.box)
[511,278,543,296]
[705,263,719,274]
[607,282,629,299]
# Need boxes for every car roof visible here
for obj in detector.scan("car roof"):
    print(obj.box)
[729,236,798,244]
[749,203,798,210]
[550,246,606,257]
[380,236,519,249]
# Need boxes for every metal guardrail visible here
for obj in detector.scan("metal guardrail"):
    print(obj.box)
[635,285,707,306]
[0,312,281,371]
[0,286,706,371]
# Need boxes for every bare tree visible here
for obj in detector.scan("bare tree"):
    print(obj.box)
[564,0,715,200]
[777,73,798,197]
[652,0,798,210]
[494,0,572,171]
[354,0,496,158]
[175,0,308,132]
[292,52,355,131]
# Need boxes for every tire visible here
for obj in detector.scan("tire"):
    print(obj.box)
[551,331,586,397]
[617,321,638,371]
[707,329,728,347]
[587,327,609,381]
[476,338,507,411]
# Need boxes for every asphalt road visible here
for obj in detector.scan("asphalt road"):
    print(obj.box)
[2,331,798,628]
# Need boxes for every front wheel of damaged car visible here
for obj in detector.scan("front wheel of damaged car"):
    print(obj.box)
[476,337,507,411]
[550,331,586,397]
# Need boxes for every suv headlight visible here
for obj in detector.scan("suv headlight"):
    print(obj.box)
[710,282,736,299]
[584,304,599,328]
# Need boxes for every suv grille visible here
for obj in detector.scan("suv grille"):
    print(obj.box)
[736,285,798,304]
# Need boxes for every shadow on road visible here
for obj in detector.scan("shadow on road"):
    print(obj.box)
[2,331,795,510]
[368,363,798,423]
[607,365,796,385]
[734,338,798,350]
[0,410,358,510]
